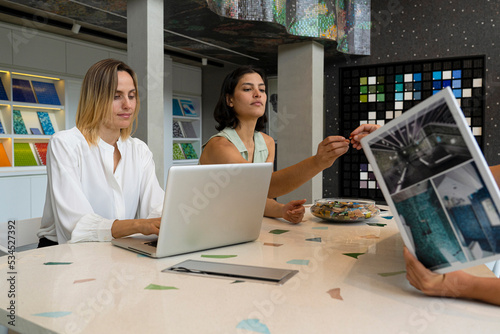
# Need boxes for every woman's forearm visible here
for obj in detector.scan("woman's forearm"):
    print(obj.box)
[268,156,323,198]
[111,218,160,239]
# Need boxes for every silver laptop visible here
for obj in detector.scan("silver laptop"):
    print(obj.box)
[112,163,273,258]
[361,87,500,273]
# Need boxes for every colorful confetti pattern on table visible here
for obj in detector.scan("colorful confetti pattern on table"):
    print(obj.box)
[145,284,178,290]
[201,254,237,259]
[269,229,289,234]
[33,311,71,318]
[263,242,283,247]
[236,319,270,334]
[343,253,365,259]
[377,271,407,277]
[327,288,343,301]
[73,278,95,284]
[337,56,485,201]
[287,259,309,265]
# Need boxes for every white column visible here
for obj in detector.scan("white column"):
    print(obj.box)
[277,41,324,204]
[127,0,165,183]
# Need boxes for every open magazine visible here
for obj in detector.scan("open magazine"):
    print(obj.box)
[361,87,500,274]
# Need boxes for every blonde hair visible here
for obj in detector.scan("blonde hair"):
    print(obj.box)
[76,59,140,145]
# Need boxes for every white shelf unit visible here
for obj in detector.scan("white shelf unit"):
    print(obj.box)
[0,69,65,173]
[172,94,202,165]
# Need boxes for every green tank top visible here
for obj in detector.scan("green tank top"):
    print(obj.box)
[203,127,269,163]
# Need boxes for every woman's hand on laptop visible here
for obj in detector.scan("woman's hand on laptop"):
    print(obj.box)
[111,218,161,238]
[350,124,381,150]
[282,199,307,224]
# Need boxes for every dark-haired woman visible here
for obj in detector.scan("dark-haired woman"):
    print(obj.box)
[200,66,350,223]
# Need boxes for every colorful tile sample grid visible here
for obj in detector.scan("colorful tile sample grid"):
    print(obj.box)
[31,81,61,105]
[14,143,37,166]
[12,78,37,103]
[339,56,485,201]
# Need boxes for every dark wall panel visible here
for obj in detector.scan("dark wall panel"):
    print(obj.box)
[323,1,500,199]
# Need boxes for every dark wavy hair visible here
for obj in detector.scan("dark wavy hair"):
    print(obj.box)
[214,65,268,131]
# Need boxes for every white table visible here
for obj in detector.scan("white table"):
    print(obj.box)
[1,207,499,334]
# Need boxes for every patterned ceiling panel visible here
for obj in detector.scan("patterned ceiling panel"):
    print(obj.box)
[0,0,350,73]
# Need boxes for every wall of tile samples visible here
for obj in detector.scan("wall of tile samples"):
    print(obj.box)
[323,1,500,200]
[337,56,485,201]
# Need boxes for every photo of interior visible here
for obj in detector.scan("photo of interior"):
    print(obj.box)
[369,97,472,194]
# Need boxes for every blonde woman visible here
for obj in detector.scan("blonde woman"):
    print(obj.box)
[37,59,164,246]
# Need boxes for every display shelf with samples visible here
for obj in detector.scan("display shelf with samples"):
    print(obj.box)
[171,94,201,165]
[0,69,64,174]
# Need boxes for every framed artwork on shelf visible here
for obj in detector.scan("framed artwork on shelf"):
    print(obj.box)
[172,120,184,138]
[37,111,55,135]
[180,121,197,138]
[13,110,28,134]
[180,99,197,117]
[0,69,65,171]
[13,142,37,166]
[0,79,8,101]
[32,81,61,105]
[12,78,37,103]
[34,142,48,165]
[0,143,10,167]
[172,98,184,116]
[172,143,185,160]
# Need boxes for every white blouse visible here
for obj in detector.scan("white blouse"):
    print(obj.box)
[37,127,165,244]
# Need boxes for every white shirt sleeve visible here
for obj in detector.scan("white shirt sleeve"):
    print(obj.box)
[44,133,114,243]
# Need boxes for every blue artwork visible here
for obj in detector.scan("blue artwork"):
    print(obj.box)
[172,98,184,116]
[0,79,8,101]
[0,120,4,134]
[12,78,36,103]
[30,127,42,135]
[32,81,61,105]
[37,111,55,135]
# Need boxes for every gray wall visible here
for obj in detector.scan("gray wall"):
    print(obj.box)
[201,64,239,143]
